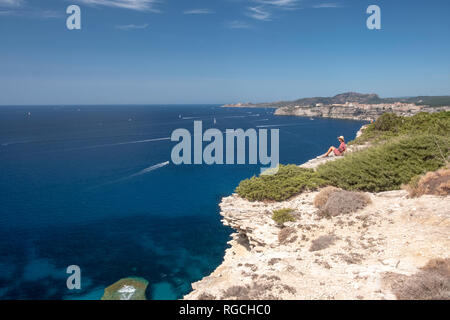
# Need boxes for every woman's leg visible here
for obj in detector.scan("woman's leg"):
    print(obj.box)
[322,146,335,157]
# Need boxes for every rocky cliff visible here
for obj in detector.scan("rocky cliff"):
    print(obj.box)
[184,189,449,300]
[184,137,450,300]
[274,104,450,121]
[222,92,450,121]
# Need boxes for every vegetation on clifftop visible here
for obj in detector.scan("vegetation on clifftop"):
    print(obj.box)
[235,165,326,201]
[351,111,449,145]
[316,134,448,192]
[272,208,296,225]
[236,112,450,201]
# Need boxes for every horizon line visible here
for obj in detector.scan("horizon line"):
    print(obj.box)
[1,93,450,107]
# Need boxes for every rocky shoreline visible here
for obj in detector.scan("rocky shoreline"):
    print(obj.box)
[222,93,450,121]
[184,125,450,300]
[273,104,450,121]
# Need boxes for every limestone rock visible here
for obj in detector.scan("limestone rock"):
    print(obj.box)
[101,277,149,300]
[274,104,450,121]
[184,187,450,300]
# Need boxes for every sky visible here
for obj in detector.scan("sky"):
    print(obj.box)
[0,0,449,105]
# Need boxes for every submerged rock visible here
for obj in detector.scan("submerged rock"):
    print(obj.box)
[101,277,149,300]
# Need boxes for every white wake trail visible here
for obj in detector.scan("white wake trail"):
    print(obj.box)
[66,137,171,151]
[90,161,170,189]
[127,161,170,178]
[256,123,309,128]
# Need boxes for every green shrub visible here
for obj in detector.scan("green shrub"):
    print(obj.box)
[272,208,296,225]
[235,112,449,202]
[235,165,326,201]
[236,135,449,200]
[373,113,403,132]
[352,111,450,145]
[316,134,449,192]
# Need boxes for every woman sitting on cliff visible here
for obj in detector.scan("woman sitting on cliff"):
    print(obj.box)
[321,136,347,158]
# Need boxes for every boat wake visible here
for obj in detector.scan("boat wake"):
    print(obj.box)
[90,161,170,189]
[127,161,170,179]
[256,123,308,128]
[65,137,171,151]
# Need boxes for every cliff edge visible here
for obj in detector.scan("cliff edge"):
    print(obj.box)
[185,189,449,300]
[184,113,450,300]
[274,104,450,121]
[185,174,449,300]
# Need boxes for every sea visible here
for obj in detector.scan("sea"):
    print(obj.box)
[0,104,365,299]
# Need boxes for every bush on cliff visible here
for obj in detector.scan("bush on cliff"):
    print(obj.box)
[382,258,450,300]
[272,208,296,225]
[314,186,341,209]
[235,165,326,201]
[236,134,449,201]
[318,190,372,218]
[352,111,450,145]
[316,134,449,192]
[403,167,450,197]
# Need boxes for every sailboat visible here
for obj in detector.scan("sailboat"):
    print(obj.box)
[213,117,216,125]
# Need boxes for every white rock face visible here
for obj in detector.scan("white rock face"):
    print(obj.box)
[274,104,450,121]
[184,121,450,300]
[185,189,450,300]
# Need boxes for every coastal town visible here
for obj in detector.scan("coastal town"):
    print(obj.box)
[222,93,450,121]
[274,101,450,121]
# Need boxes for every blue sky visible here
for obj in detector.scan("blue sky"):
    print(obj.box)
[0,0,449,105]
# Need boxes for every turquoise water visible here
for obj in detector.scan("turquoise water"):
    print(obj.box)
[0,105,365,299]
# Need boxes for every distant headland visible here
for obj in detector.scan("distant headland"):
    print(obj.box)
[222,92,450,121]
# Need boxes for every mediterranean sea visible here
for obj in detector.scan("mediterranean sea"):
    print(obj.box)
[0,104,365,299]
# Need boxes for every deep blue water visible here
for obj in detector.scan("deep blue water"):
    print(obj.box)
[0,105,365,299]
